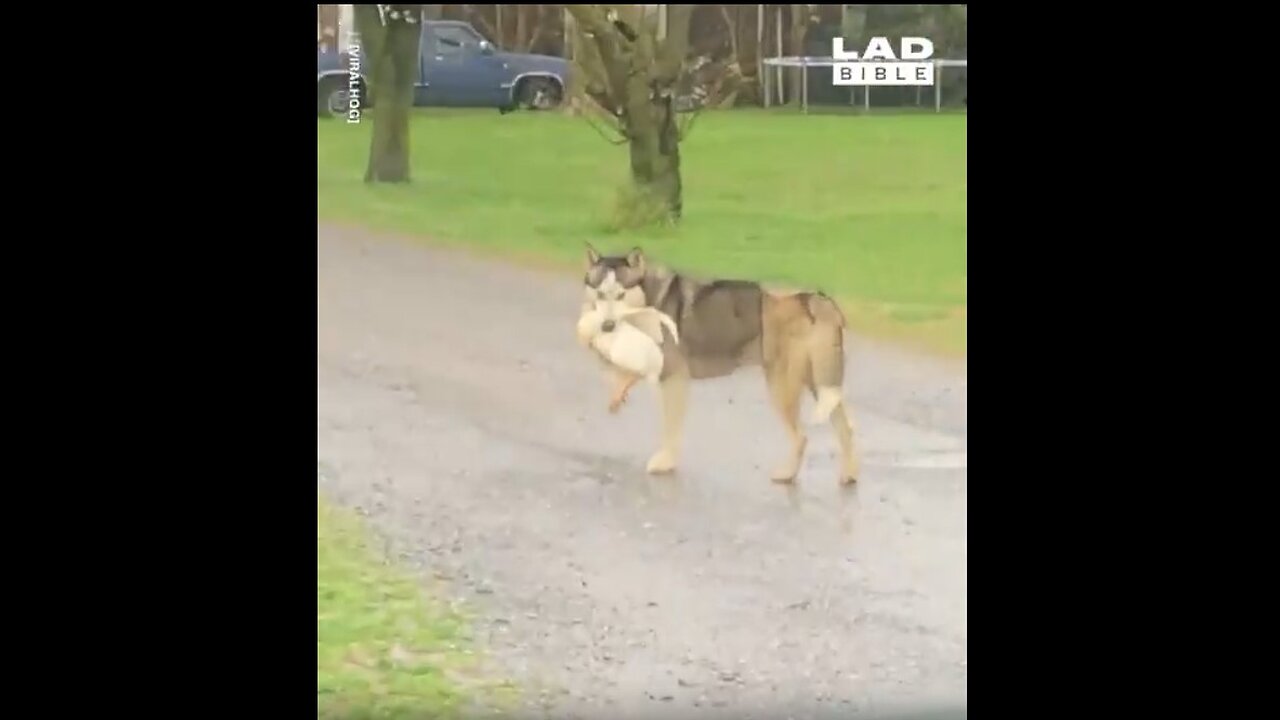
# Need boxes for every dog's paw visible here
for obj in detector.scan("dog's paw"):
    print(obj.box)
[608,397,626,414]
[645,450,677,475]
[770,465,800,484]
[839,457,860,486]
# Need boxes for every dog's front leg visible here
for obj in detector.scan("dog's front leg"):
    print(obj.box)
[646,367,688,475]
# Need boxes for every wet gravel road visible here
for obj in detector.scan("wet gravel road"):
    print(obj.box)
[316,225,967,719]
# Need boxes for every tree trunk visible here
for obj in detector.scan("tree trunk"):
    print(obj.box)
[720,5,739,63]
[565,4,692,224]
[718,5,746,106]
[787,4,808,107]
[841,4,867,46]
[626,90,683,220]
[515,5,528,50]
[356,5,423,183]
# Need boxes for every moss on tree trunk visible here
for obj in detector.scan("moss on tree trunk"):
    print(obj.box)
[356,5,423,184]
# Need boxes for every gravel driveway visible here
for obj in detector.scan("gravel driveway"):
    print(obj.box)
[317,224,967,719]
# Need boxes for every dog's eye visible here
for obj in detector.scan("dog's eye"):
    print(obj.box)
[596,290,605,299]
[613,292,625,301]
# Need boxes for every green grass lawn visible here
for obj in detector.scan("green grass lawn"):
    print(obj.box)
[317,107,966,356]
[318,496,478,719]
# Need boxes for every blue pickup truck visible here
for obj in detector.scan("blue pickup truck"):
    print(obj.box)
[317,19,569,116]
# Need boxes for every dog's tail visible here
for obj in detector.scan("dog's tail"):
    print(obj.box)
[806,291,847,424]
[810,386,845,424]
[810,344,847,424]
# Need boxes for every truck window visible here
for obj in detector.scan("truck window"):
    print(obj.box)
[432,25,482,56]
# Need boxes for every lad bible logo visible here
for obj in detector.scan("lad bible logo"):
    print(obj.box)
[832,37,935,86]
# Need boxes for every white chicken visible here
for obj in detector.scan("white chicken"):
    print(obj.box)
[576,303,680,413]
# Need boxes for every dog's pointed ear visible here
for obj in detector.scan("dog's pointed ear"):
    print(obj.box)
[585,243,601,269]
[625,247,646,271]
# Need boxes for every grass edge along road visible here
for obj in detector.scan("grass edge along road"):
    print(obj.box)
[317,108,966,358]
[317,494,517,719]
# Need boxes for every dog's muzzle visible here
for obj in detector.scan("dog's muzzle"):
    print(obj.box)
[601,319,616,333]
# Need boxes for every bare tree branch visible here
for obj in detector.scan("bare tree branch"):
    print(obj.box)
[677,109,699,142]
[566,9,621,115]
[515,4,530,51]
[610,5,641,42]
[582,112,630,145]
[566,5,632,100]
[463,5,498,44]
[514,4,550,53]
[525,24,545,54]
[654,4,694,84]
[564,3,691,221]
[719,5,739,60]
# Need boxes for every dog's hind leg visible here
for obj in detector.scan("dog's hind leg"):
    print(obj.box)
[765,356,809,484]
[806,322,859,484]
[830,402,859,485]
[646,366,688,475]
[811,381,860,485]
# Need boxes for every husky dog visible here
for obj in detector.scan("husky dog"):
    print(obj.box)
[582,244,858,485]
[576,301,681,413]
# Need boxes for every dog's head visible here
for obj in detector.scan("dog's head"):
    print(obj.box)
[577,244,650,346]
[582,244,650,323]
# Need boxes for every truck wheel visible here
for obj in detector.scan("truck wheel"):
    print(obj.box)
[317,77,347,118]
[515,77,562,111]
